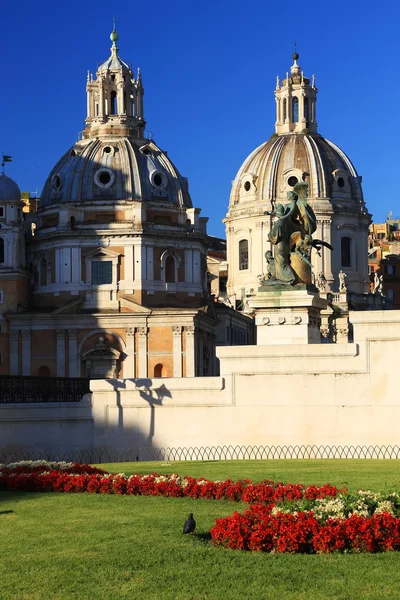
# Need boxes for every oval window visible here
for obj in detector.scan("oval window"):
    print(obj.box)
[337,177,345,188]
[288,176,298,187]
[52,175,61,189]
[154,173,163,187]
[244,181,251,192]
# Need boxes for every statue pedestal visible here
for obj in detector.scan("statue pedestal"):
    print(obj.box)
[248,285,330,345]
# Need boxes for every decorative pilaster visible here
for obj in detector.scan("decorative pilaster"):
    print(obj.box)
[56,330,65,377]
[138,327,148,378]
[9,330,19,375]
[125,327,136,378]
[172,326,182,377]
[184,326,195,377]
[68,330,78,377]
[21,331,31,376]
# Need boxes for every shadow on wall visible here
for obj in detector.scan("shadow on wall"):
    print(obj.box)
[105,377,172,447]
[0,377,172,461]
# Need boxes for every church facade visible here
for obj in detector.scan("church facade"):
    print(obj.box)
[0,30,223,379]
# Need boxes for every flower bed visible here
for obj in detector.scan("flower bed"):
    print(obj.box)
[3,462,399,553]
[210,503,400,553]
[0,464,341,502]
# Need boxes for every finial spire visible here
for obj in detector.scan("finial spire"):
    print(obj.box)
[110,17,118,49]
[292,41,299,62]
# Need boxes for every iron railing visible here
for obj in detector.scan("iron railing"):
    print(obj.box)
[0,376,90,403]
[1,444,400,465]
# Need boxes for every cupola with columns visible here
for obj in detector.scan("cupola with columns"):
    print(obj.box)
[84,29,145,139]
[275,49,317,135]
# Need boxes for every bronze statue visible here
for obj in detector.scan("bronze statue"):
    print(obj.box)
[266,182,332,286]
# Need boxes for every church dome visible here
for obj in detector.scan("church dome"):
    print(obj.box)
[40,136,192,209]
[225,52,371,297]
[0,174,21,202]
[40,31,192,211]
[230,132,365,214]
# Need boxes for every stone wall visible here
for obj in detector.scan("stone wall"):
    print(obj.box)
[1,310,400,457]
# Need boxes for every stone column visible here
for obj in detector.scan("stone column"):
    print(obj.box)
[99,79,104,117]
[21,331,31,376]
[124,246,134,285]
[125,327,136,378]
[56,330,65,377]
[68,330,78,377]
[138,327,148,378]
[185,326,195,377]
[172,326,182,377]
[117,83,124,115]
[9,330,19,375]
[322,219,333,285]
[71,249,81,284]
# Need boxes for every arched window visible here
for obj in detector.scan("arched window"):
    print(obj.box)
[110,91,117,115]
[165,256,175,282]
[40,258,47,286]
[292,97,299,122]
[154,363,167,378]
[0,238,4,263]
[341,237,352,267]
[304,97,309,122]
[283,98,287,121]
[239,240,249,271]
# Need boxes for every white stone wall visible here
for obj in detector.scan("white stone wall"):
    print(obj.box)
[1,311,400,455]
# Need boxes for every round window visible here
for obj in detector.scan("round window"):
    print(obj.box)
[103,146,112,154]
[94,168,115,188]
[99,171,111,185]
[244,181,251,192]
[288,176,298,187]
[337,177,345,188]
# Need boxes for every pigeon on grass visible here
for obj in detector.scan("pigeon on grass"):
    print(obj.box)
[183,513,196,534]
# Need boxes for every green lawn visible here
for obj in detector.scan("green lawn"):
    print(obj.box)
[1,460,400,600]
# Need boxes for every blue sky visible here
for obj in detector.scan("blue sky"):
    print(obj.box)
[2,0,399,238]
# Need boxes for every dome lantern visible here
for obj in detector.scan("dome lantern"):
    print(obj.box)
[275,51,318,135]
[84,30,145,139]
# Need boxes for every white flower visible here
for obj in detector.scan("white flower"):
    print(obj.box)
[375,501,395,515]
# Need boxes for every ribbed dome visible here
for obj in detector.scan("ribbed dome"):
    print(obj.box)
[230,132,365,214]
[0,174,21,202]
[40,137,192,209]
